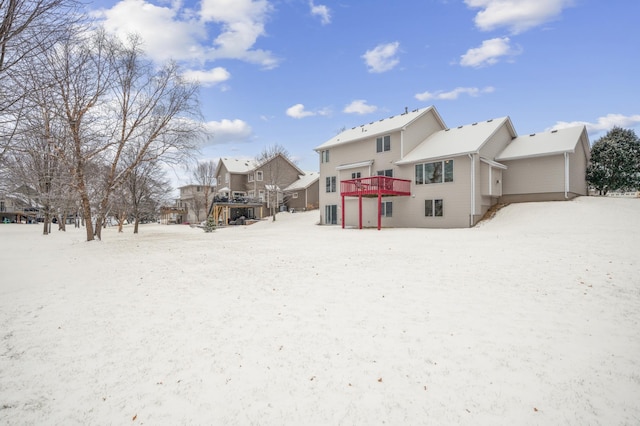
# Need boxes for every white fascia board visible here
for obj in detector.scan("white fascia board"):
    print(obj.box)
[335,160,374,170]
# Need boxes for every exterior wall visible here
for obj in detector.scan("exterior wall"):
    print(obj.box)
[569,144,588,196]
[286,180,319,211]
[500,155,566,202]
[479,124,514,160]
[339,155,474,228]
[400,112,445,157]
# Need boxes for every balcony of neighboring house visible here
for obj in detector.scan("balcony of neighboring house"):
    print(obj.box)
[339,176,411,230]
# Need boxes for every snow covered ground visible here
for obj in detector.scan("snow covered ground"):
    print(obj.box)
[1,196,639,425]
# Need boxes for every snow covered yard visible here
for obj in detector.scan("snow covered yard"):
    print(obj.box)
[1,197,639,425]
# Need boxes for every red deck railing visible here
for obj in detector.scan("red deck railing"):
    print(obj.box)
[340,176,411,197]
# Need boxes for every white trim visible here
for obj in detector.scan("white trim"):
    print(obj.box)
[480,157,508,170]
[564,152,569,199]
[335,160,374,171]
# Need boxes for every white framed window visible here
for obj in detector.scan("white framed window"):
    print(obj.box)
[326,176,336,193]
[256,171,263,181]
[376,169,393,177]
[380,201,392,217]
[376,135,391,153]
[425,199,444,217]
[258,190,265,201]
[248,190,255,198]
[351,172,361,179]
[248,173,254,182]
[416,160,453,184]
[225,172,230,183]
[292,193,299,199]
[321,150,329,163]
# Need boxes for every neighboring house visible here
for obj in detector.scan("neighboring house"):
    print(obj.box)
[0,186,41,223]
[315,106,590,229]
[176,184,216,224]
[212,155,317,224]
[283,172,320,212]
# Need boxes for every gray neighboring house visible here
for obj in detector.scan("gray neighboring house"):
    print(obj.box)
[284,172,320,212]
[315,106,590,229]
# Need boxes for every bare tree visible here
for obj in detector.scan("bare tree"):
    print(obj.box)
[191,159,216,221]
[255,144,295,221]
[125,157,171,233]
[39,30,201,241]
[0,0,80,159]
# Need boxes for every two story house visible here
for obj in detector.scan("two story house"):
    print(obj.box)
[176,184,217,224]
[315,106,590,229]
[212,154,318,224]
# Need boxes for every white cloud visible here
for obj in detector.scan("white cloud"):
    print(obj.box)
[549,113,640,135]
[343,100,378,115]
[362,42,400,73]
[182,67,231,87]
[94,0,278,69]
[203,119,253,145]
[415,86,495,101]
[465,0,574,34]
[459,37,520,67]
[309,1,331,25]
[286,104,330,119]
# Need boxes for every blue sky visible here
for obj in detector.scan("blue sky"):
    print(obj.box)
[88,0,640,185]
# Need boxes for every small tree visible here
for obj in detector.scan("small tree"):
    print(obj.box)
[587,127,640,194]
[203,214,216,232]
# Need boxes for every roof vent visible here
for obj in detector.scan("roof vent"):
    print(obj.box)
[472,122,478,126]
[457,125,463,129]
[351,127,356,130]
[445,128,450,131]
[551,129,558,133]
[487,119,493,122]
[529,133,536,137]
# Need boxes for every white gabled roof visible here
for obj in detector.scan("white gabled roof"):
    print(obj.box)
[396,117,515,165]
[314,106,446,151]
[496,125,587,161]
[284,172,320,191]
[219,157,256,174]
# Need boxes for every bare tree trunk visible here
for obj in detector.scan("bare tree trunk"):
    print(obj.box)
[42,211,50,235]
[57,212,66,231]
[117,211,125,232]
[133,216,139,234]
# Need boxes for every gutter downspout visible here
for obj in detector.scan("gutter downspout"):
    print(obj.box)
[469,153,475,227]
[400,128,406,159]
[564,152,570,199]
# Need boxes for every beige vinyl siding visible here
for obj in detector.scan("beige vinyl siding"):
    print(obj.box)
[569,145,588,196]
[480,164,503,196]
[401,155,473,228]
[501,155,565,196]
[478,124,514,160]
[400,112,445,156]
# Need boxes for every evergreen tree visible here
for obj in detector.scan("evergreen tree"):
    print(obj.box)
[587,127,640,194]
[203,215,216,233]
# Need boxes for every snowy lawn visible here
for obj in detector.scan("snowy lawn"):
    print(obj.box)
[1,196,639,425]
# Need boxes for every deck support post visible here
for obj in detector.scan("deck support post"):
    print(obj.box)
[358,194,363,229]
[377,192,382,231]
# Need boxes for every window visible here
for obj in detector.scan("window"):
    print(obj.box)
[292,192,299,199]
[351,172,361,179]
[380,201,392,217]
[425,199,444,217]
[325,204,337,224]
[321,150,330,163]
[415,160,453,184]
[326,176,336,193]
[256,171,263,181]
[376,169,393,177]
[248,173,254,182]
[248,190,255,198]
[197,186,202,192]
[376,135,391,153]
[225,173,230,183]
[258,190,265,201]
